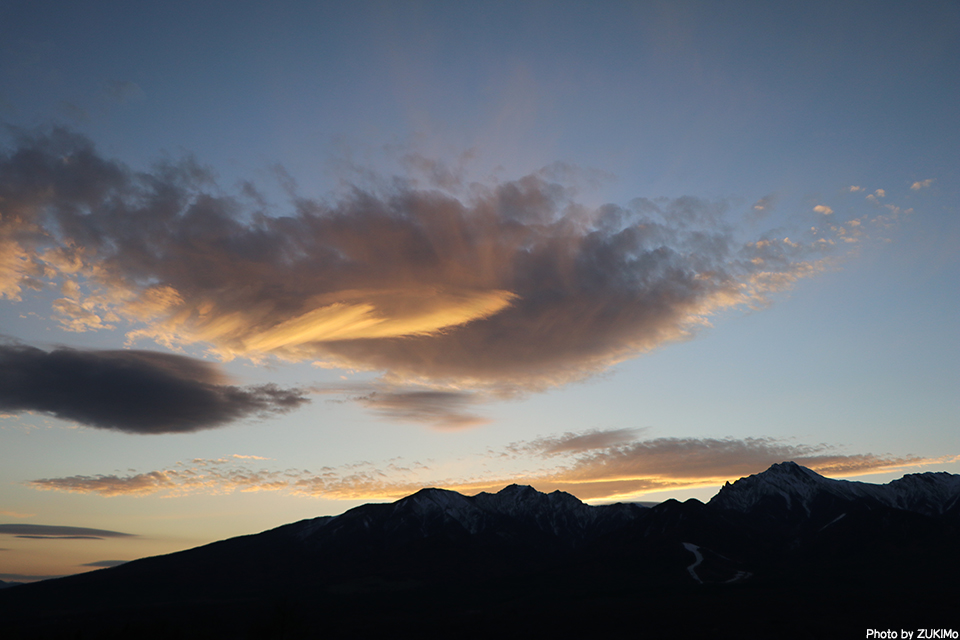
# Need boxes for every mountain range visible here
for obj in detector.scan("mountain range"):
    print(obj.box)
[3,462,958,638]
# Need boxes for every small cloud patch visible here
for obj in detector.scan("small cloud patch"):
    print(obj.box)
[81,560,128,568]
[0,524,135,539]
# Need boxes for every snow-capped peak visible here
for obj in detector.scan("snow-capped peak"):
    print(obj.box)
[709,462,836,513]
[709,461,960,517]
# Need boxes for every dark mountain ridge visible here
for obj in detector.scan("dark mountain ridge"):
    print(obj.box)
[3,462,958,638]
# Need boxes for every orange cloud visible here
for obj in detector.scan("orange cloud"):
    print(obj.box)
[28,434,953,504]
[30,471,174,497]
[0,510,35,518]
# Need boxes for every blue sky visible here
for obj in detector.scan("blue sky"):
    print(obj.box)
[0,0,957,581]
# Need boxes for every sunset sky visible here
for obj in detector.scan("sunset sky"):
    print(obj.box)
[1,0,957,582]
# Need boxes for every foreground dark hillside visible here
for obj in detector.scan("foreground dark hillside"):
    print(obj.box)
[2,463,958,639]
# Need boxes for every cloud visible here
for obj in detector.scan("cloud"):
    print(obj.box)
[30,471,175,496]
[317,381,492,429]
[540,436,918,496]
[813,205,833,215]
[0,510,34,518]
[745,194,777,217]
[0,524,134,539]
[28,432,949,503]
[911,179,934,190]
[0,344,309,434]
[518,428,644,455]
[751,196,775,212]
[354,389,489,428]
[80,560,128,567]
[848,186,864,192]
[103,80,144,104]
[400,149,476,190]
[0,128,898,403]
[31,455,301,497]
[744,194,777,224]
[16,536,108,540]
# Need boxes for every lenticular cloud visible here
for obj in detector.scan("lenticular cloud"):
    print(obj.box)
[0,344,307,434]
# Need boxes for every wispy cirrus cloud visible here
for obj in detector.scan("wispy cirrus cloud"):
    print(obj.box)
[30,455,301,497]
[0,344,308,434]
[27,431,951,503]
[0,127,890,407]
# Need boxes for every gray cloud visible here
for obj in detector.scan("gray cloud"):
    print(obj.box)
[520,428,644,455]
[356,389,488,428]
[81,560,128,567]
[103,80,144,104]
[16,535,104,540]
[400,150,474,191]
[0,344,308,434]
[0,524,134,539]
[0,128,858,401]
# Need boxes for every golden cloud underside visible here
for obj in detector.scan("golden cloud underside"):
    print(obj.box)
[28,437,952,503]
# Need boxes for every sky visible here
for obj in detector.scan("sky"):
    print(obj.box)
[0,0,957,582]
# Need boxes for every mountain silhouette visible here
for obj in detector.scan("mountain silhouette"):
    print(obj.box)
[3,462,958,638]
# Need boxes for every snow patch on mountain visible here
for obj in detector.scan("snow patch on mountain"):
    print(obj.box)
[682,543,704,584]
